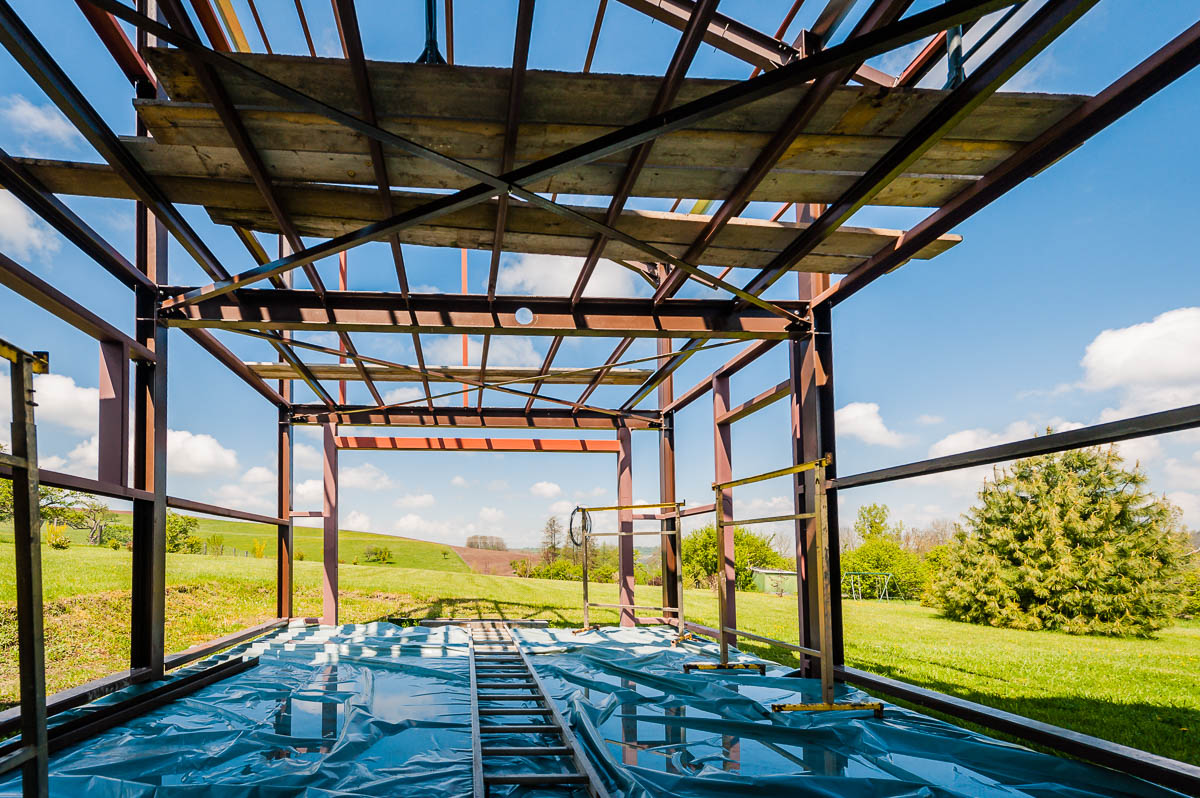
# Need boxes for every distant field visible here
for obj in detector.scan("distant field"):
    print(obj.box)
[0,514,470,573]
[1,540,1196,765]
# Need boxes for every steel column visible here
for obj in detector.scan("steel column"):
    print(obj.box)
[813,302,842,665]
[276,405,293,618]
[617,424,635,626]
[322,421,339,626]
[97,340,129,487]
[712,374,735,650]
[657,337,680,620]
[8,345,48,798]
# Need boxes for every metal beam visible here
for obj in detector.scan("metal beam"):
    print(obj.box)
[738,0,1097,302]
[715,379,790,425]
[334,437,621,454]
[247,362,653,385]
[838,402,1200,490]
[821,16,1200,307]
[98,0,1014,303]
[292,405,662,429]
[615,0,796,70]
[836,665,1200,795]
[161,289,809,339]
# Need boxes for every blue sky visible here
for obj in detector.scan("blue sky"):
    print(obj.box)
[1,1,1198,549]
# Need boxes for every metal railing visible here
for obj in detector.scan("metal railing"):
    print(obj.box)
[571,501,686,636]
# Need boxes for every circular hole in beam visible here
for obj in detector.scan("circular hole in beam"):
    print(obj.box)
[514,307,534,325]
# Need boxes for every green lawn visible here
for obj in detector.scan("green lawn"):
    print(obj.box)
[1,543,1196,765]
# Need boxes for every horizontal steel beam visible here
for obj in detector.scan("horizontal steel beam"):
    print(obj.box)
[164,619,286,670]
[0,251,154,360]
[291,405,661,429]
[836,402,1200,490]
[165,496,288,526]
[334,436,620,454]
[836,666,1200,795]
[160,289,808,340]
[716,379,790,425]
[616,0,796,70]
[0,666,153,738]
[246,361,653,386]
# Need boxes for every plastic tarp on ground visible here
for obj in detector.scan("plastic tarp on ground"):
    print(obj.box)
[0,621,1183,797]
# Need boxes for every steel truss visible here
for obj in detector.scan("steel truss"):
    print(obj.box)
[0,0,1196,795]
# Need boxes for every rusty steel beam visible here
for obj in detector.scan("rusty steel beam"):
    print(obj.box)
[527,0,719,410]
[821,15,1200,308]
[715,379,790,425]
[248,361,653,385]
[76,0,155,85]
[335,436,621,454]
[161,289,808,339]
[293,405,662,429]
[159,0,382,406]
[738,0,1098,303]
[108,0,1011,306]
[616,0,796,70]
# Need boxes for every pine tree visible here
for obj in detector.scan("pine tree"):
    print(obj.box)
[933,444,1188,637]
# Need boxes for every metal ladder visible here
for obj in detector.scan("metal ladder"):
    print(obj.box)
[466,621,610,797]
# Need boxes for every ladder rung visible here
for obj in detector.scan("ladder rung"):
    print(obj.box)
[477,694,546,701]
[485,772,587,785]
[477,681,537,688]
[481,745,571,757]
[479,724,561,734]
[479,707,553,715]
[475,667,528,672]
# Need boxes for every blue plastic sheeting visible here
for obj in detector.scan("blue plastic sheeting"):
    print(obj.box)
[0,621,1182,797]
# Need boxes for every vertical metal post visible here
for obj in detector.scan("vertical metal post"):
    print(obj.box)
[657,331,680,622]
[97,340,128,486]
[322,421,339,625]
[277,235,293,619]
[815,462,835,704]
[581,515,590,629]
[791,272,825,675]
[674,505,685,632]
[276,406,292,618]
[712,374,735,652]
[130,0,166,682]
[10,350,48,798]
[715,486,728,666]
[616,423,635,626]
[814,303,844,666]
[946,24,965,87]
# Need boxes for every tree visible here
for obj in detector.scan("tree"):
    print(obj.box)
[841,531,928,600]
[541,517,562,563]
[681,525,788,591]
[59,496,118,545]
[932,445,1188,637]
[904,519,959,555]
[166,512,202,554]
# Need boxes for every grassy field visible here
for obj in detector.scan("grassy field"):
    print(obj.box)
[1,542,1196,765]
[0,515,470,572]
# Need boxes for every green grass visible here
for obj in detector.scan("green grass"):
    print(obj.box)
[0,514,470,572]
[1,543,1196,765]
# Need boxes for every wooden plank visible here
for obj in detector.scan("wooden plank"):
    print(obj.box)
[18,158,960,272]
[334,436,620,453]
[245,361,653,385]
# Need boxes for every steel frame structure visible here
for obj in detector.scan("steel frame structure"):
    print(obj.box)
[0,0,1198,795]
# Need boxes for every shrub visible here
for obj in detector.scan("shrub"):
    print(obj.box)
[681,525,788,591]
[252,539,267,559]
[932,445,1188,637]
[44,524,70,550]
[530,559,583,581]
[511,558,532,577]
[841,518,928,600]
[167,513,202,554]
[206,534,225,556]
[296,551,306,561]
[1180,566,1200,619]
[363,545,392,563]
[107,538,122,550]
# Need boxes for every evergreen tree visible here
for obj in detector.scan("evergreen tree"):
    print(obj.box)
[933,444,1188,637]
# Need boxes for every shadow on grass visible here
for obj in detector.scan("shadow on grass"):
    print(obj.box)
[377,595,582,628]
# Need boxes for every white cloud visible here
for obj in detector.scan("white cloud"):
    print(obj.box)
[479,506,504,522]
[1,95,81,147]
[426,335,541,368]
[294,443,322,470]
[345,510,372,532]
[0,191,61,262]
[209,466,277,512]
[1168,491,1200,528]
[549,500,575,515]
[496,253,641,298]
[916,414,944,426]
[1165,451,1200,488]
[242,465,275,485]
[1081,308,1200,417]
[928,421,1037,459]
[451,475,469,487]
[391,513,462,543]
[63,435,98,471]
[340,462,392,490]
[295,478,323,507]
[396,492,435,509]
[167,429,238,475]
[383,386,424,405]
[530,480,561,498]
[31,374,98,433]
[836,402,907,447]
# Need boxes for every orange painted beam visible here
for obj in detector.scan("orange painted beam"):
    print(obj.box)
[333,436,620,454]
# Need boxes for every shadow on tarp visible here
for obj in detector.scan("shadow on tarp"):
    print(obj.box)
[0,622,1185,797]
